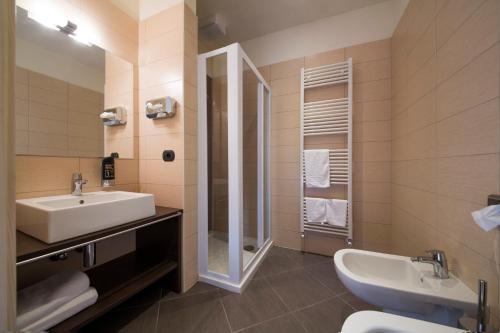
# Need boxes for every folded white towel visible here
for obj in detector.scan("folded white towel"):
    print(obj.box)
[326,199,348,227]
[305,197,327,223]
[17,270,90,329]
[20,287,98,332]
[304,149,330,188]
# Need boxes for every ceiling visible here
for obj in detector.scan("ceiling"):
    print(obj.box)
[198,0,390,50]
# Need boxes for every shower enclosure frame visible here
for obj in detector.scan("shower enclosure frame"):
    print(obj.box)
[197,43,272,293]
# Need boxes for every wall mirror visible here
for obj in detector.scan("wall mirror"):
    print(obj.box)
[15,6,135,159]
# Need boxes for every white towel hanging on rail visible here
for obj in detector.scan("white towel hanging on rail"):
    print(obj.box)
[326,199,347,227]
[304,149,330,188]
[305,197,327,223]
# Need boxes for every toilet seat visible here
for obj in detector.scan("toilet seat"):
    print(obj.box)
[341,311,465,333]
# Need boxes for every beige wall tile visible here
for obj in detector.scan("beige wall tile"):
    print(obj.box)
[140,28,183,66]
[272,94,300,113]
[407,22,435,78]
[353,59,391,83]
[16,67,28,84]
[436,0,498,83]
[270,58,304,80]
[353,120,391,143]
[436,0,488,49]
[16,156,79,193]
[142,3,184,41]
[436,44,499,120]
[271,76,300,96]
[353,161,391,183]
[392,0,500,321]
[353,100,391,123]
[305,48,345,68]
[437,99,499,157]
[346,39,391,63]
[354,79,391,102]
[139,55,184,89]
[29,71,67,93]
[354,222,391,246]
[353,141,391,162]
[353,182,391,204]
[437,154,499,205]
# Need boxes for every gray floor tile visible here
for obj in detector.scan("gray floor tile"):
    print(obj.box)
[340,292,379,311]
[236,314,307,333]
[220,278,288,331]
[157,291,230,333]
[304,262,347,295]
[266,269,334,311]
[286,250,333,267]
[254,247,302,278]
[292,297,354,333]
[162,281,219,300]
[81,303,159,333]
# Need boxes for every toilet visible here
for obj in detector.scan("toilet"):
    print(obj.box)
[341,311,465,333]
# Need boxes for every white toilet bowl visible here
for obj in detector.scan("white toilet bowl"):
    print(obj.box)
[341,311,465,333]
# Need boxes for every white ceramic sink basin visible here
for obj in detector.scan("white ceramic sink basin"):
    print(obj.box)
[17,191,155,243]
[334,249,477,326]
[341,311,465,333]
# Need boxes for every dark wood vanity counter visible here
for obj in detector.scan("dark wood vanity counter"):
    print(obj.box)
[16,206,183,332]
[17,206,182,264]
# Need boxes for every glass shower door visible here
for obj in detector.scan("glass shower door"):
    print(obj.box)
[198,43,272,291]
[205,53,229,276]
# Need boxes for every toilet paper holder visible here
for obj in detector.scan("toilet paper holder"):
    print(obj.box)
[145,97,176,119]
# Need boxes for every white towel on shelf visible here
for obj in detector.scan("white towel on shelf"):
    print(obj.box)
[326,199,348,227]
[17,270,90,329]
[305,197,327,223]
[20,287,98,332]
[304,149,330,188]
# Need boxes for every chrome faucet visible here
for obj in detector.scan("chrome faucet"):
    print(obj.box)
[71,172,88,196]
[411,249,449,279]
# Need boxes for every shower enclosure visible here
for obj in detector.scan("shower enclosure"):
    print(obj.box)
[198,43,272,292]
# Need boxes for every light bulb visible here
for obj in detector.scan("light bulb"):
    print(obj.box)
[69,33,92,47]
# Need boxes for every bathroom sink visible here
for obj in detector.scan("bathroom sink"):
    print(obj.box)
[17,191,156,243]
[334,249,477,326]
[341,311,465,333]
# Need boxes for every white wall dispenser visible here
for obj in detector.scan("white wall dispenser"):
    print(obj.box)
[145,97,176,119]
[99,107,127,126]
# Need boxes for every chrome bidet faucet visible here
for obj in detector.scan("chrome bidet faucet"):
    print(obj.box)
[71,172,88,196]
[411,249,449,279]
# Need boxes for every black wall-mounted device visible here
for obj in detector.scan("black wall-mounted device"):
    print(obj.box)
[163,150,175,162]
[102,153,118,186]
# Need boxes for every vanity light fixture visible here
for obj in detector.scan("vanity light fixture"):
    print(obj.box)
[27,8,93,46]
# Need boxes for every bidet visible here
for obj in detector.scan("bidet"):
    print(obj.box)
[334,249,477,327]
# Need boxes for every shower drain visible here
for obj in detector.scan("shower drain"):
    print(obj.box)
[244,245,255,252]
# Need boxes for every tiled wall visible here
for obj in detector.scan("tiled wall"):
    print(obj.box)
[391,0,500,324]
[104,52,138,159]
[261,39,392,255]
[138,3,198,291]
[15,67,104,157]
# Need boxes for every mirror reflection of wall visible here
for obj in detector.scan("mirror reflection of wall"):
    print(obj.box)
[15,6,135,159]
